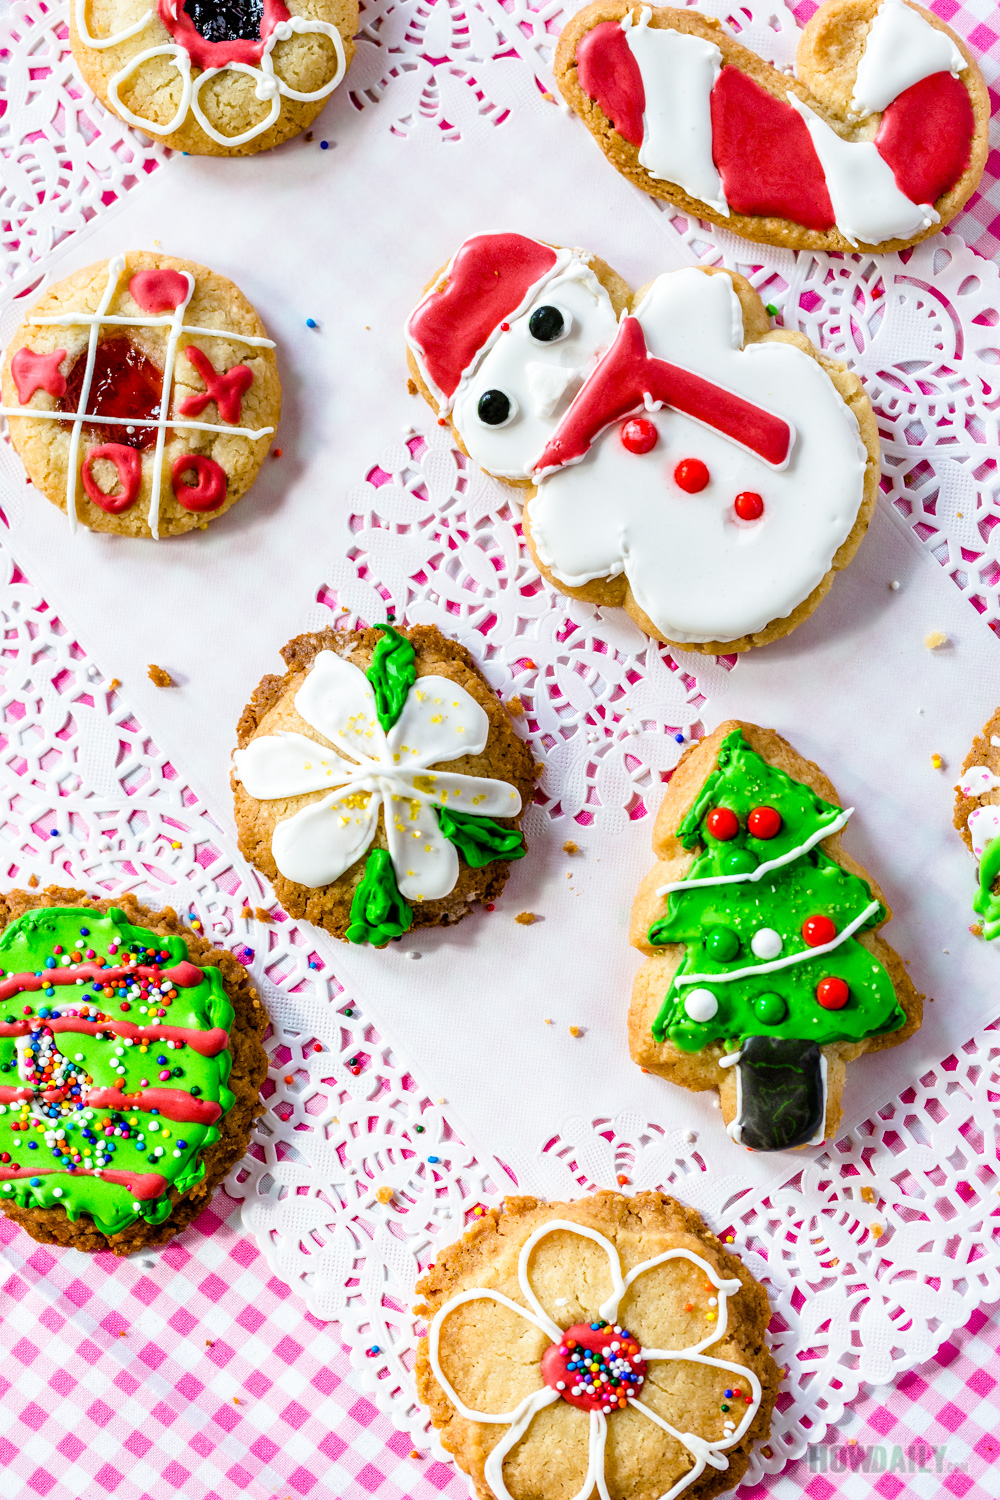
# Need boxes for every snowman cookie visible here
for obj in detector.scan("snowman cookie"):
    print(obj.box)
[556,0,987,253]
[0,251,281,539]
[71,0,356,154]
[953,707,1000,939]
[406,234,879,653]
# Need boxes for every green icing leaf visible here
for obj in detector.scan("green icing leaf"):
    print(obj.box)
[347,848,413,946]
[974,835,1000,940]
[436,806,526,867]
[367,623,416,732]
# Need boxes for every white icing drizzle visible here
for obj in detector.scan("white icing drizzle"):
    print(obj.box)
[426,1217,763,1500]
[959,765,1000,798]
[675,898,880,986]
[851,0,965,115]
[788,95,938,246]
[77,0,348,148]
[623,7,728,216]
[968,803,1000,861]
[0,255,277,539]
[727,1049,828,1147]
[655,806,852,896]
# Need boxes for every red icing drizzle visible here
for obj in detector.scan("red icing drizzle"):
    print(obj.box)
[172,454,228,512]
[11,347,67,404]
[155,0,290,69]
[875,70,974,206]
[178,347,254,424]
[0,1083,222,1124]
[0,1014,229,1057]
[0,959,204,1003]
[535,315,791,475]
[576,21,645,148]
[81,444,142,513]
[710,68,835,230]
[0,1163,168,1199]
[408,234,558,400]
[61,338,164,451]
[129,268,191,315]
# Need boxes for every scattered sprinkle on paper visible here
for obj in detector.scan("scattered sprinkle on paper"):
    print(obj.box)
[924,631,947,649]
[931,752,943,769]
[889,581,900,591]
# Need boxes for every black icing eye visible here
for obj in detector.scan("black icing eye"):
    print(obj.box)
[477,389,513,426]
[528,305,566,343]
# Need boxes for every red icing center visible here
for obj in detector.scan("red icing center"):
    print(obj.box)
[875,70,974,206]
[172,454,228,511]
[81,444,142,514]
[576,20,645,148]
[11,347,67,404]
[156,0,290,68]
[129,268,191,315]
[179,346,254,424]
[710,68,835,231]
[61,338,164,451]
[542,1323,646,1413]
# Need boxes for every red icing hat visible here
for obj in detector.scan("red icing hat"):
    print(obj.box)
[407,234,559,403]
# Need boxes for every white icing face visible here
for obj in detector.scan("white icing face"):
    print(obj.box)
[527,268,868,646]
[451,258,619,481]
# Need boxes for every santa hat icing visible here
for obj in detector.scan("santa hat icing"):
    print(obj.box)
[406,234,572,411]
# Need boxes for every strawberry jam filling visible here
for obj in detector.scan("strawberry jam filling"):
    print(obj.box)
[541,1320,646,1413]
[60,338,164,451]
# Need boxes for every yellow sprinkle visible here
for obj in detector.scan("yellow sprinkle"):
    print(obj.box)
[924,630,947,649]
[931,753,943,770]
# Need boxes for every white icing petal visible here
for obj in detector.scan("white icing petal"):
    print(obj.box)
[388,675,492,763]
[270,788,380,888]
[969,804,1000,861]
[851,0,965,115]
[960,765,1000,798]
[294,650,383,764]
[384,784,459,900]
[233,732,352,800]
[413,769,522,816]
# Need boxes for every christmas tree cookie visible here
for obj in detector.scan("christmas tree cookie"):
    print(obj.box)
[953,706,1000,938]
[629,723,920,1150]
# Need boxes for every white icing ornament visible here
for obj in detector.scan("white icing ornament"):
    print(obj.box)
[684,987,719,1021]
[750,928,782,960]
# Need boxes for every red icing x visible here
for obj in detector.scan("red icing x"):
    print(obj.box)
[129,268,191,315]
[576,20,644,147]
[10,347,67,404]
[178,346,254,424]
[534,316,791,476]
[81,444,142,513]
[541,1323,646,1413]
[710,69,834,230]
[875,71,974,206]
[156,0,290,70]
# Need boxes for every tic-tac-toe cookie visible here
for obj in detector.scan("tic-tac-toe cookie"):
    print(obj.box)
[406,233,879,652]
[0,251,281,539]
[414,1190,780,1500]
[232,623,535,944]
[0,889,268,1255]
[71,0,356,154]
[954,707,1000,939]
[556,0,987,253]
[629,723,921,1150]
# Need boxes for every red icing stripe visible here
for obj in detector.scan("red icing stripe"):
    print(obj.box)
[408,234,558,400]
[709,68,835,231]
[0,1017,228,1057]
[535,315,791,475]
[875,70,974,207]
[0,959,204,1005]
[86,1087,222,1124]
[576,21,645,148]
[0,1164,168,1199]
[10,347,67,404]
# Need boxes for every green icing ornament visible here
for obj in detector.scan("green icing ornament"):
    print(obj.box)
[974,836,1000,941]
[436,806,526,868]
[367,623,416,733]
[347,849,413,945]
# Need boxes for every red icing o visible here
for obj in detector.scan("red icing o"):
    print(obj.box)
[0,1163,169,1198]
[179,347,254,424]
[535,316,791,476]
[541,1323,646,1413]
[172,454,228,512]
[11,347,67,404]
[710,68,835,231]
[576,21,645,148]
[81,444,142,513]
[156,0,290,68]
[129,268,191,315]
[875,71,974,207]
[408,234,559,400]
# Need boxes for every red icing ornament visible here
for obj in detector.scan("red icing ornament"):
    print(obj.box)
[408,234,558,401]
[747,805,781,839]
[706,807,739,841]
[816,975,849,1010]
[155,0,290,69]
[875,71,974,208]
[179,347,254,424]
[129,269,191,315]
[81,444,142,513]
[710,68,835,231]
[620,416,658,454]
[803,914,837,948]
[576,20,645,148]
[541,1323,646,1413]
[10,346,67,404]
[172,454,228,512]
[674,458,710,493]
[535,316,791,475]
[61,338,164,450]
[734,490,764,520]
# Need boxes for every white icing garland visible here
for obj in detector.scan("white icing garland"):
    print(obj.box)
[675,899,880,987]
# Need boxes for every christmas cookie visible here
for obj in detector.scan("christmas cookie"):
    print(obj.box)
[0,888,268,1255]
[414,1190,780,1500]
[232,623,535,943]
[953,708,1000,939]
[0,252,281,539]
[629,723,920,1150]
[70,0,356,155]
[406,234,879,652]
[556,0,987,253]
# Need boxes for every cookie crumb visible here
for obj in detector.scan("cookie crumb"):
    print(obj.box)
[255,907,272,922]
[931,752,943,769]
[109,677,121,691]
[533,762,545,779]
[147,664,173,687]
[860,1185,876,1204]
[569,1025,582,1037]
[870,1223,884,1239]
[407,378,418,395]
[562,840,579,855]
[507,695,524,717]
[544,1017,553,1024]
[541,89,554,101]
[28,875,38,888]
[375,1185,394,1204]
[924,630,947,649]
[515,911,536,925]
[971,922,984,937]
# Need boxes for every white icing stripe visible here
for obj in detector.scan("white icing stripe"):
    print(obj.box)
[727,1051,828,1147]
[851,0,965,115]
[624,7,728,216]
[655,806,852,897]
[677,898,881,987]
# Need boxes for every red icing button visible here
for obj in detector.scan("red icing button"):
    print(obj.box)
[803,915,837,948]
[735,491,764,521]
[816,975,849,1010]
[620,417,658,454]
[129,268,190,315]
[11,347,67,405]
[541,1322,646,1413]
[747,805,782,839]
[81,444,142,513]
[674,458,709,493]
[706,807,739,841]
[172,454,228,512]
